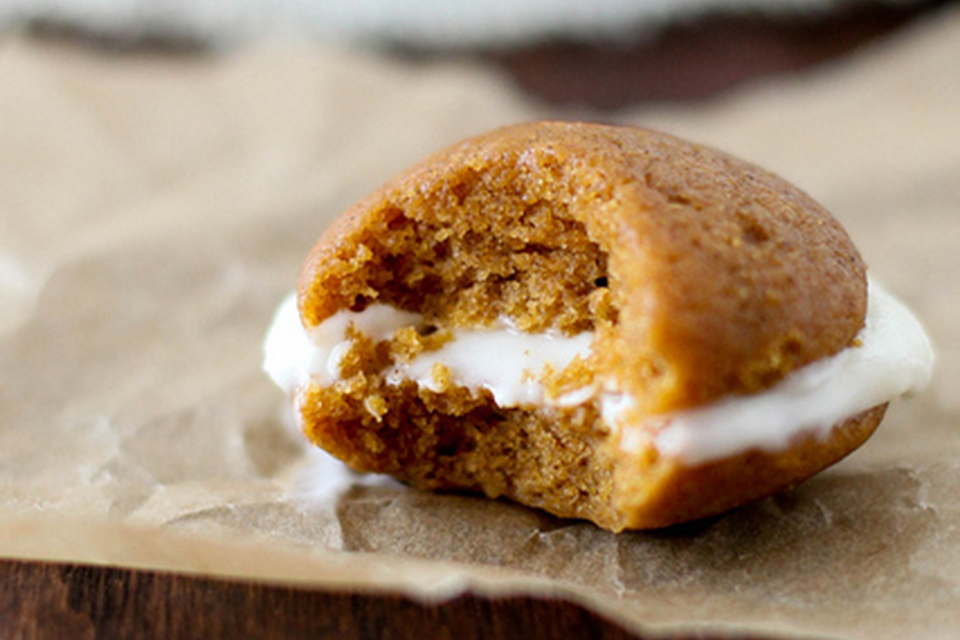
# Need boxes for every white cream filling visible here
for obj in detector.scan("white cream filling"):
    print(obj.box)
[263,278,933,464]
[383,325,593,407]
[263,293,592,406]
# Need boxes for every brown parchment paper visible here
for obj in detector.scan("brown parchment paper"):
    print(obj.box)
[2,7,959,639]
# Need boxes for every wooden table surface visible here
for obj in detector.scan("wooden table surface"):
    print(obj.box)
[2,2,948,637]
[0,559,672,639]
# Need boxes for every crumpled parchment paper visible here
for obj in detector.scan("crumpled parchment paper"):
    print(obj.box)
[1,8,959,638]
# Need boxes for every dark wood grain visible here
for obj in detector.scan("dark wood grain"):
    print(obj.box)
[0,559,684,640]
[486,0,954,108]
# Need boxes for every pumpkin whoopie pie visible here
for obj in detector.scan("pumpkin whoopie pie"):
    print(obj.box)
[265,122,933,531]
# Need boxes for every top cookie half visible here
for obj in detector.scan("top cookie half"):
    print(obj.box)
[298,121,867,416]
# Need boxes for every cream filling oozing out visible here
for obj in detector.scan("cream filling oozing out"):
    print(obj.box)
[263,293,592,407]
[630,279,934,463]
[263,279,933,464]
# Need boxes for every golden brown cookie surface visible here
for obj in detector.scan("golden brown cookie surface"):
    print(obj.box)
[291,121,875,531]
